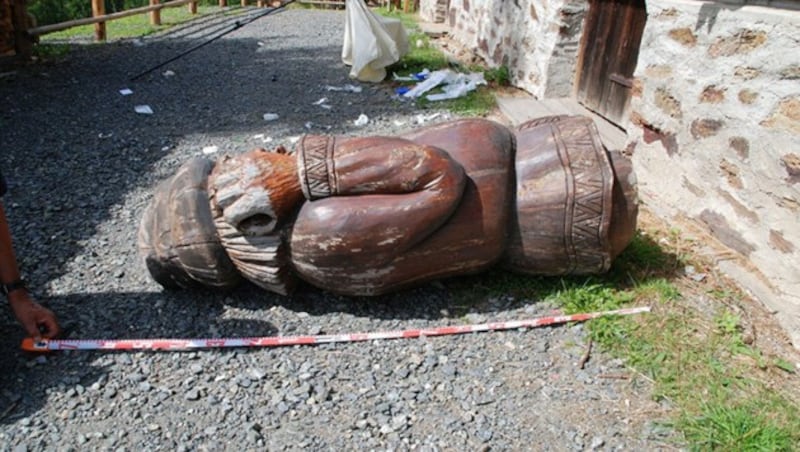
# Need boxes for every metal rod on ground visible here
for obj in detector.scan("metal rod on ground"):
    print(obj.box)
[21,306,651,352]
[129,0,297,81]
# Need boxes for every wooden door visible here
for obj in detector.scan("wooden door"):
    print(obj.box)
[575,0,647,125]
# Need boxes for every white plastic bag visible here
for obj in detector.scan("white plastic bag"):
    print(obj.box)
[342,0,409,83]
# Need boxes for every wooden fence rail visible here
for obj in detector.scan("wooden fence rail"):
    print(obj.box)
[28,0,199,39]
[15,0,276,58]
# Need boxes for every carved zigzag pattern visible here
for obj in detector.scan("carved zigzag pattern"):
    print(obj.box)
[299,135,334,200]
[559,120,611,273]
[517,114,571,131]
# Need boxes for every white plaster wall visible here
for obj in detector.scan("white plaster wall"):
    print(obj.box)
[428,0,585,98]
[418,0,441,23]
[627,0,800,346]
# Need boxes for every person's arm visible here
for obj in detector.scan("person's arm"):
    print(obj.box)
[0,200,60,339]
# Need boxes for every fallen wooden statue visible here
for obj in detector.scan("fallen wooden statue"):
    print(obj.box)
[138,116,638,296]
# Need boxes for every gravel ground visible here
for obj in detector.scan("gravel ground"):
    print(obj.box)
[1,8,677,451]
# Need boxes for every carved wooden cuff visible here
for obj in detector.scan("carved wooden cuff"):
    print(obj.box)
[296,135,337,201]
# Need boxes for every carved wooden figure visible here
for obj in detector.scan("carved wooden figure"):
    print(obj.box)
[138,116,638,296]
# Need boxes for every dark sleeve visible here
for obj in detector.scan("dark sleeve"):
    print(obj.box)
[0,169,6,197]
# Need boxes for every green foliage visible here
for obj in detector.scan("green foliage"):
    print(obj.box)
[29,0,91,26]
[483,65,510,86]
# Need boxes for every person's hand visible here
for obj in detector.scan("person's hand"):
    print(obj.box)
[8,290,60,340]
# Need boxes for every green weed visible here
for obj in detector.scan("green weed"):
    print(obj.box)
[32,42,73,59]
[483,65,510,86]
[681,402,796,451]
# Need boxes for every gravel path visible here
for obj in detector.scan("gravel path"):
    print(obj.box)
[1,8,676,451]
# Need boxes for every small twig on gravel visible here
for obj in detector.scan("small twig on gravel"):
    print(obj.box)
[0,400,18,422]
[598,373,630,380]
[578,338,593,369]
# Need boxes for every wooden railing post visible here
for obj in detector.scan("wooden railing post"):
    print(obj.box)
[241,0,247,6]
[150,0,161,25]
[10,0,33,58]
[91,0,106,41]
[219,0,227,7]
[189,1,197,14]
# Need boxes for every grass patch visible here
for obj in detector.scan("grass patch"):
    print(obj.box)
[681,401,796,451]
[32,42,73,60]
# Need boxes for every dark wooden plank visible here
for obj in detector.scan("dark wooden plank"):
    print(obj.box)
[575,0,602,100]
[576,0,646,125]
[611,0,646,120]
[597,0,635,120]
[581,0,620,113]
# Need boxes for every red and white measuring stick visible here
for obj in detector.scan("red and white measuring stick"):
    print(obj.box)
[21,306,650,352]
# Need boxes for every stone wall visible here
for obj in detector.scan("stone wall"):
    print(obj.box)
[418,0,587,98]
[627,0,800,346]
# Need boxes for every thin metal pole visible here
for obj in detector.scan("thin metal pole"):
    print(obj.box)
[129,0,296,81]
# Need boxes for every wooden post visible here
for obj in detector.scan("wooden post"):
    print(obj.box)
[189,1,197,14]
[10,0,32,58]
[257,0,265,6]
[150,0,161,25]
[241,0,246,6]
[219,0,227,6]
[91,0,106,41]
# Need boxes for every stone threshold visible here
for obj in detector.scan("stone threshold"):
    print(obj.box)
[496,96,628,152]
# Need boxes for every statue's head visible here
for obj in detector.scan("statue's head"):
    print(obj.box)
[138,148,305,294]
[209,147,304,235]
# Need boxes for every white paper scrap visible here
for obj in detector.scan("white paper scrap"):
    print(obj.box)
[354,114,369,126]
[325,84,362,93]
[119,88,133,96]
[134,105,154,115]
[202,146,218,155]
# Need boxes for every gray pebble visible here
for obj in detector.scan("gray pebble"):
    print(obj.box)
[184,389,201,401]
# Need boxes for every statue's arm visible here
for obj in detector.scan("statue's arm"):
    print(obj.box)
[296,135,465,201]
[291,135,467,268]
